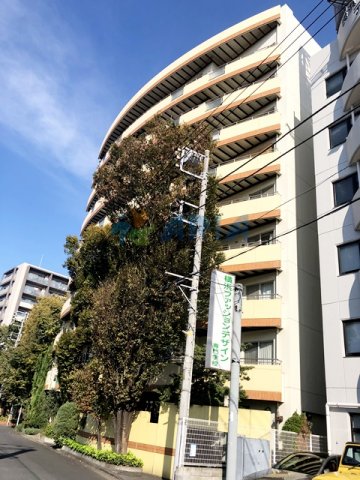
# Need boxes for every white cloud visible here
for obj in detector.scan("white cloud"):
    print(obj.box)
[0,0,106,179]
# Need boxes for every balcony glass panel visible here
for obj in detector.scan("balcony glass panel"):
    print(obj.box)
[27,273,49,285]
[50,281,68,291]
[23,286,44,297]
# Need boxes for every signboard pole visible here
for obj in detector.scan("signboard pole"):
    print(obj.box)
[226,283,243,480]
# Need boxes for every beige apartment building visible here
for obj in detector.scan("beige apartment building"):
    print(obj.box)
[79,5,326,432]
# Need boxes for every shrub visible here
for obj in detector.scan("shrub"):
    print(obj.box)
[282,411,311,433]
[62,438,143,467]
[53,402,79,443]
[23,427,41,435]
[42,423,54,438]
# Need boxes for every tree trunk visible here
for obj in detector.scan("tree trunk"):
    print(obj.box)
[113,409,133,454]
[96,417,102,450]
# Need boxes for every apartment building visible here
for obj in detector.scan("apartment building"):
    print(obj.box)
[0,263,69,340]
[311,0,360,453]
[83,5,326,431]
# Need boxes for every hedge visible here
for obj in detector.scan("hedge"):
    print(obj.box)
[61,438,143,468]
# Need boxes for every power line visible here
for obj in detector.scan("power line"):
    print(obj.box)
[203,193,360,289]
[180,0,336,151]
[215,82,360,193]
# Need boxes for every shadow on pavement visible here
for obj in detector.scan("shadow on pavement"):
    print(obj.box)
[0,447,35,460]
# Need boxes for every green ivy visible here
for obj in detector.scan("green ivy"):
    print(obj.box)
[61,438,143,467]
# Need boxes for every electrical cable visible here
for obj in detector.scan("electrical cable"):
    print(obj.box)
[178,1,336,152]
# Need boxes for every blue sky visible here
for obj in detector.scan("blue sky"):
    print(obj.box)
[0,0,336,277]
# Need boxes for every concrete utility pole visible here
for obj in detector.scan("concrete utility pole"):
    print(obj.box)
[226,284,243,480]
[174,149,210,479]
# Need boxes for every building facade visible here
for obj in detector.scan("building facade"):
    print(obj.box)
[311,0,360,454]
[84,5,326,431]
[0,263,69,341]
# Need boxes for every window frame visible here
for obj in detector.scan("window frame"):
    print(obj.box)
[329,117,352,149]
[343,319,360,356]
[333,173,359,207]
[350,414,360,442]
[338,241,360,275]
[325,67,347,98]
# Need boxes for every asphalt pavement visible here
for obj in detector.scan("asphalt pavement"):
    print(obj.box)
[0,426,160,480]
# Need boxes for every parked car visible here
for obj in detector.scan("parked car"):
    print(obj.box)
[258,452,340,480]
[313,442,360,480]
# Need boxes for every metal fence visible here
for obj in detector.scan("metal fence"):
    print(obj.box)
[179,417,328,469]
[271,429,328,463]
[183,418,227,467]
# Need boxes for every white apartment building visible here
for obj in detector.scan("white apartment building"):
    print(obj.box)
[83,5,326,431]
[0,263,69,335]
[311,0,360,454]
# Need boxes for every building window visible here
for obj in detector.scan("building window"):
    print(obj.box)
[351,415,360,442]
[343,320,360,356]
[243,341,275,364]
[333,173,359,206]
[326,68,347,97]
[329,118,352,149]
[338,241,360,274]
[245,281,274,299]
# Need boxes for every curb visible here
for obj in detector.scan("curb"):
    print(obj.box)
[62,446,144,478]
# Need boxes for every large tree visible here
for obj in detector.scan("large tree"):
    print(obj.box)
[0,296,64,407]
[64,118,223,453]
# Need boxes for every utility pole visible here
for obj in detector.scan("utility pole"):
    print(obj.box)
[173,149,210,480]
[226,284,243,480]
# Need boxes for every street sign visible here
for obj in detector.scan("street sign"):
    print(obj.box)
[205,270,235,371]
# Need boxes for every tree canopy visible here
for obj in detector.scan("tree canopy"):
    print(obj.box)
[0,295,64,405]
[60,118,225,453]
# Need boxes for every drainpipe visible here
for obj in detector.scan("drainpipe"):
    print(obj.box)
[326,403,331,454]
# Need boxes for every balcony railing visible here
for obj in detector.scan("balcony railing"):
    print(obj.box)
[219,190,277,207]
[212,108,277,141]
[221,239,278,251]
[23,286,44,297]
[240,357,281,365]
[28,273,49,285]
[50,281,68,292]
[243,293,281,300]
[338,0,360,58]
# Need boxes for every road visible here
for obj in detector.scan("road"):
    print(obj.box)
[0,425,110,480]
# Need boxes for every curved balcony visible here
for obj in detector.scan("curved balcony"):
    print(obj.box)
[214,111,280,148]
[338,2,360,59]
[106,48,280,146]
[214,150,280,200]
[242,295,281,328]
[346,115,360,165]
[218,193,281,234]
[178,76,280,126]
[220,243,281,277]
[241,363,282,402]
[81,198,106,233]
[60,297,71,319]
[99,6,281,157]
[86,189,97,211]
[342,53,360,110]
